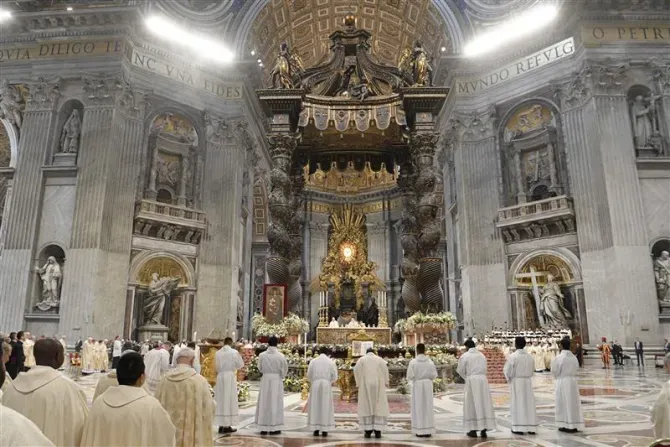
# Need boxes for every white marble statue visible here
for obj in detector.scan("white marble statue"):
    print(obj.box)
[631,94,661,151]
[0,79,23,129]
[59,109,82,153]
[540,274,571,328]
[35,256,62,311]
[655,251,670,303]
[143,272,181,326]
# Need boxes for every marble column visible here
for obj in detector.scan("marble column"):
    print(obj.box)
[59,78,116,339]
[197,114,245,336]
[0,79,60,330]
[555,63,659,344]
[451,108,508,334]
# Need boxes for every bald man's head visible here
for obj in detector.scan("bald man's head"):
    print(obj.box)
[34,338,64,369]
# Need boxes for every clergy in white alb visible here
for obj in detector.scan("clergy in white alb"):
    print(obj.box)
[531,342,546,372]
[0,364,54,447]
[503,337,538,434]
[306,347,338,436]
[353,348,390,438]
[551,337,584,433]
[254,336,289,434]
[171,342,184,367]
[652,353,670,438]
[2,339,89,447]
[23,334,35,369]
[407,343,438,437]
[156,348,215,447]
[81,352,176,447]
[215,337,244,433]
[143,343,170,395]
[82,337,94,371]
[457,339,496,438]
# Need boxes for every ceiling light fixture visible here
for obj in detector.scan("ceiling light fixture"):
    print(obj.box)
[464,4,558,57]
[66,6,73,11]
[145,15,234,64]
[440,46,447,52]
[0,9,12,21]
[250,50,256,56]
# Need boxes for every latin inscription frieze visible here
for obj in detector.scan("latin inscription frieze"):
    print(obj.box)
[0,39,123,64]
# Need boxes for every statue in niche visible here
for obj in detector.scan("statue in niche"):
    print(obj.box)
[367,298,379,327]
[631,94,663,153]
[540,274,572,328]
[59,109,82,153]
[143,272,181,326]
[655,250,670,303]
[35,257,62,311]
[0,80,23,130]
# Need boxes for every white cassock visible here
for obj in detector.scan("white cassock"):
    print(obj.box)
[457,348,496,432]
[532,345,546,371]
[81,385,176,447]
[551,350,584,431]
[306,354,338,432]
[143,348,170,395]
[2,365,89,446]
[171,343,183,368]
[254,346,288,431]
[58,339,67,369]
[0,392,54,447]
[504,348,538,432]
[407,354,438,436]
[93,371,118,402]
[354,352,390,431]
[156,364,215,447]
[214,345,244,427]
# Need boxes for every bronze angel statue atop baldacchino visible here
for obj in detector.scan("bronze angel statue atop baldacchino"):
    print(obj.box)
[398,40,434,87]
[268,42,305,89]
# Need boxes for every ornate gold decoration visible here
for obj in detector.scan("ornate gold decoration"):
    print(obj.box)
[313,205,384,309]
[136,257,188,287]
[337,368,358,402]
[199,339,224,387]
[505,104,554,140]
[150,113,198,145]
[315,327,392,345]
[303,162,397,195]
[515,254,574,287]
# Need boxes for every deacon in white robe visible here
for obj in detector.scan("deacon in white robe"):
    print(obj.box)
[551,337,585,433]
[503,337,538,434]
[407,344,438,437]
[652,353,670,438]
[2,339,88,447]
[215,338,244,433]
[254,337,289,434]
[156,348,215,447]
[457,340,496,438]
[143,343,170,395]
[306,349,338,436]
[354,349,390,438]
[81,352,176,447]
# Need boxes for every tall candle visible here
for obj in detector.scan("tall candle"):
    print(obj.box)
[193,332,197,341]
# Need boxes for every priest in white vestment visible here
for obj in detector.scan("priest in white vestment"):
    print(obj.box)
[82,337,94,371]
[551,336,584,433]
[93,371,119,402]
[23,334,35,369]
[143,343,170,395]
[215,337,244,434]
[354,348,390,439]
[407,343,438,438]
[156,348,215,447]
[2,339,89,447]
[306,346,338,436]
[503,336,538,434]
[0,363,55,447]
[531,342,546,372]
[652,353,670,439]
[457,339,496,438]
[254,336,289,435]
[81,352,176,447]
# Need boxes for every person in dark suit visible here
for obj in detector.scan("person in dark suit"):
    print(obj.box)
[574,343,583,367]
[611,341,622,366]
[6,331,25,379]
[634,338,644,367]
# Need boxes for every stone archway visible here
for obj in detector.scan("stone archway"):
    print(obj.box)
[126,251,196,342]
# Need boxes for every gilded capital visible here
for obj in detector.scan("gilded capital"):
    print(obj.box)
[25,78,60,112]
[267,133,298,160]
[408,132,439,159]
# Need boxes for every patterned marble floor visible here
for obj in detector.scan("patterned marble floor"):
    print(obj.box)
[73,361,667,447]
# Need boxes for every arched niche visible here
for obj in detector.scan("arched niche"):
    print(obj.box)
[51,99,84,166]
[652,238,670,257]
[142,111,202,209]
[499,100,566,206]
[651,237,670,304]
[627,84,664,157]
[31,243,66,314]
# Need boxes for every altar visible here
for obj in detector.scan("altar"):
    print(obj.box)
[316,327,392,345]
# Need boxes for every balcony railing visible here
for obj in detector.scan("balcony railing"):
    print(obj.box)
[134,199,206,244]
[498,195,574,227]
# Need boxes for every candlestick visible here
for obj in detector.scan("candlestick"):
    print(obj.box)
[193,332,197,341]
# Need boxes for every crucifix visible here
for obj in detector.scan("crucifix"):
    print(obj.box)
[515,266,546,327]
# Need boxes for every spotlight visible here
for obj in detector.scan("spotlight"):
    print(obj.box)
[145,15,234,64]
[250,50,256,56]
[66,6,73,11]
[0,9,12,21]
[441,46,446,52]
[464,5,558,57]
[257,58,262,63]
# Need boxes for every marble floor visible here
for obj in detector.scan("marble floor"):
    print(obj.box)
[74,361,667,447]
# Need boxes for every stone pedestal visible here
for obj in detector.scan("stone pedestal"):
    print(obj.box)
[660,302,670,319]
[137,324,168,342]
[52,153,77,166]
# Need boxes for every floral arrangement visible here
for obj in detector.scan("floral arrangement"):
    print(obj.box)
[334,358,354,370]
[284,313,310,336]
[237,382,250,402]
[394,318,406,334]
[395,312,458,333]
[396,378,410,395]
[246,357,261,381]
[433,378,447,394]
[251,313,309,338]
[283,373,303,392]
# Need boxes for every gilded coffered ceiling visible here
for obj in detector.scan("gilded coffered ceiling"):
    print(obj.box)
[249,0,452,77]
